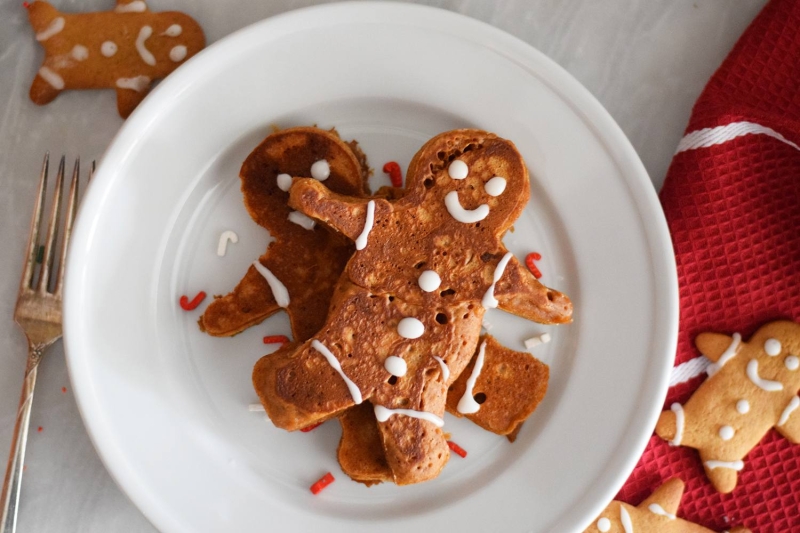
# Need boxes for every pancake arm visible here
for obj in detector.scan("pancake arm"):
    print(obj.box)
[289,178,375,241]
[493,256,573,325]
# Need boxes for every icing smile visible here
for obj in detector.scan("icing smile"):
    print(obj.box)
[746,359,783,392]
[444,191,489,223]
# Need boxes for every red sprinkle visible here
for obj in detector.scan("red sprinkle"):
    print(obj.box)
[310,472,335,495]
[300,422,322,433]
[525,252,543,279]
[22,1,30,8]
[179,291,206,311]
[37,426,43,433]
[382,161,403,188]
[263,334,290,346]
[61,387,67,393]
[447,441,467,458]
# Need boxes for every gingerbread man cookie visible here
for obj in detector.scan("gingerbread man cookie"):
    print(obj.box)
[27,0,205,117]
[584,478,750,532]
[655,320,800,493]
[200,127,370,342]
[253,129,572,485]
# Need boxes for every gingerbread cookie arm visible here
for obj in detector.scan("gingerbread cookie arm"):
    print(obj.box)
[116,87,151,118]
[492,256,573,325]
[695,332,738,363]
[289,178,377,242]
[775,394,800,444]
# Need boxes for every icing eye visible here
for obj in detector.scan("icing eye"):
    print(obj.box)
[764,338,781,356]
[276,173,292,192]
[169,45,188,62]
[164,24,182,37]
[101,41,118,57]
[785,355,799,371]
[596,517,611,532]
[484,176,506,196]
[310,159,330,181]
[448,160,468,180]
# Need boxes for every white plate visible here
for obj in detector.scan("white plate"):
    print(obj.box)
[63,3,678,532]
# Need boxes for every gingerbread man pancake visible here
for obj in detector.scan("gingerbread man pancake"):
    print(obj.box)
[253,129,572,485]
[656,320,800,493]
[27,0,205,117]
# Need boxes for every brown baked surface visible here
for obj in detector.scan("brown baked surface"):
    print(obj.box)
[199,127,370,342]
[337,402,393,486]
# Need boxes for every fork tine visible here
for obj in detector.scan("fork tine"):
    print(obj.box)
[20,154,49,291]
[89,160,95,182]
[55,158,80,296]
[37,156,66,294]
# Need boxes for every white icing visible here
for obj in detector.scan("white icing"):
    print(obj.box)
[433,356,450,381]
[719,425,735,441]
[276,173,292,191]
[38,67,64,90]
[116,76,150,92]
[397,317,424,339]
[448,159,468,179]
[311,340,362,404]
[101,41,118,57]
[778,396,800,426]
[705,460,744,471]
[288,211,316,230]
[216,230,238,257]
[248,403,265,412]
[620,506,634,533]
[457,340,487,414]
[706,333,741,376]
[764,338,782,356]
[252,260,289,307]
[36,17,65,41]
[355,200,375,250]
[648,503,676,520]
[481,251,513,308]
[596,518,611,532]
[484,176,506,196]
[524,333,551,351]
[135,26,156,66]
[746,359,783,392]
[310,159,330,181]
[785,355,799,371]
[384,356,407,377]
[374,405,443,427]
[169,45,187,62]
[444,191,489,223]
[115,1,147,12]
[163,24,182,36]
[669,402,684,447]
[70,45,88,61]
[736,399,750,414]
[418,270,441,292]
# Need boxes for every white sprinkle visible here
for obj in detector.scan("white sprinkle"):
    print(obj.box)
[101,41,118,57]
[36,17,65,41]
[719,425,735,441]
[448,159,468,179]
[736,399,750,414]
[169,45,187,62]
[116,75,150,92]
[135,26,156,66]
[355,200,375,250]
[432,356,450,381]
[778,396,800,426]
[248,403,265,412]
[669,403,685,447]
[216,230,238,256]
[482,252,513,309]
[115,0,147,12]
[70,45,89,61]
[310,160,330,181]
[481,319,493,332]
[397,317,424,339]
[374,405,443,427]
[524,332,551,351]
[163,24,182,36]
[384,356,407,377]
[786,356,799,371]
[252,261,290,308]
[38,67,64,90]
[276,173,292,191]
[418,270,441,292]
[288,211,316,230]
[457,340,487,414]
[311,340,362,404]
[484,176,507,196]
[765,338,782,356]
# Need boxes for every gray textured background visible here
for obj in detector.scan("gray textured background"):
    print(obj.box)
[0,1,766,531]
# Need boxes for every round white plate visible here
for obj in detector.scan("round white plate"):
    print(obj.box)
[64,3,678,532]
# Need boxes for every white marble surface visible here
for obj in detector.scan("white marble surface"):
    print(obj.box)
[0,1,766,531]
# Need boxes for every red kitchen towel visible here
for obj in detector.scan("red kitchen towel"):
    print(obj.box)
[616,0,800,531]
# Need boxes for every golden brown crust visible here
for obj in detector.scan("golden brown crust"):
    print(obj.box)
[337,403,392,486]
[199,127,369,341]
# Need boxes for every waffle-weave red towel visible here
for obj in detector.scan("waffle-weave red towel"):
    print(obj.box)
[617,1,800,531]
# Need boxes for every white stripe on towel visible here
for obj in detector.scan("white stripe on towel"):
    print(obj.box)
[676,121,800,153]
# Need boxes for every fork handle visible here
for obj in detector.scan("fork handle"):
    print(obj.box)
[1,347,42,533]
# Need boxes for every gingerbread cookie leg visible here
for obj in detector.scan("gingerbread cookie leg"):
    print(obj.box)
[116,87,150,118]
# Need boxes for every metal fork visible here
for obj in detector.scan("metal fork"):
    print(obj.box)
[1,155,85,533]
